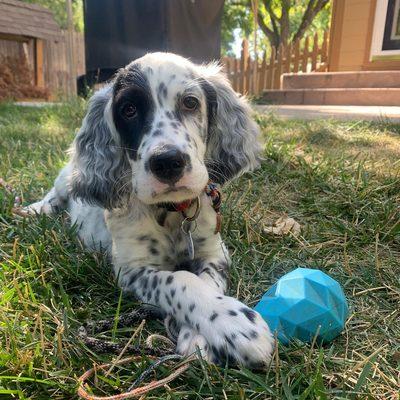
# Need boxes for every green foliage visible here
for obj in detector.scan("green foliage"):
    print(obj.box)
[221,3,253,56]
[221,0,331,56]
[21,0,84,32]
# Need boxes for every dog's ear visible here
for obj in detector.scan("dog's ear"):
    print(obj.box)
[70,86,131,209]
[200,64,261,185]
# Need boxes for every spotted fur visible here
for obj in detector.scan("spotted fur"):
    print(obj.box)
[24,53,273,368]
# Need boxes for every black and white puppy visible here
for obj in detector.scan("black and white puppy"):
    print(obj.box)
[26,53,274,367]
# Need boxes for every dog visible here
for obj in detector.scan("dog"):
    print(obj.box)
[25,53,274,367]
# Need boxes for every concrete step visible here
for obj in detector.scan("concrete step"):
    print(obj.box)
[261,88,400,106]
[282,71,400,89]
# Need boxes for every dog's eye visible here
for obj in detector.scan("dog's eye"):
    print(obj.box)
[182,96,199,111]
[121,103,137,119]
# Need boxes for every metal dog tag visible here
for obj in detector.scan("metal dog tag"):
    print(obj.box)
[185,229,195,260]
[181,219,196,260]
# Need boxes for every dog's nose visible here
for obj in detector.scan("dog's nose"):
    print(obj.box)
[149,148,187,184]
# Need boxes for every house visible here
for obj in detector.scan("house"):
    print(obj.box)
[262,0,400,106]
[329,0,400,71]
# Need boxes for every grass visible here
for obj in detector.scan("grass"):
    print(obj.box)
[0,101,399,399]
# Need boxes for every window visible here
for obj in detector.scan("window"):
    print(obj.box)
[390,0,400,40]
[370,0,400,59]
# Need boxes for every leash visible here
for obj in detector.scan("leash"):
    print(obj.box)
[77,354,193,400]
[77,308,195,400]
[204,181,222,234]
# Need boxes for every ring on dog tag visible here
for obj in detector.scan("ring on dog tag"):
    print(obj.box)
[181,219,196,260]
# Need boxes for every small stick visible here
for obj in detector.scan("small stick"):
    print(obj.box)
[105,319,145,377]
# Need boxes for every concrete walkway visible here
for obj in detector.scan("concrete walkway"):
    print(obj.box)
[14,101,400,123]
[254,104,400,122]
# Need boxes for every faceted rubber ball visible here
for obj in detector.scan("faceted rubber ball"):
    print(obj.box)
[254,268,349,345]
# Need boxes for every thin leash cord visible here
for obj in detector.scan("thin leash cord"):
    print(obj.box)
[127,354,183,391]
[77,352,194,400]
[77,335,195,400]
[77,311,194,400]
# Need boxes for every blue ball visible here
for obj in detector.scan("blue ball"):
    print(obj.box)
[254,268,349,345]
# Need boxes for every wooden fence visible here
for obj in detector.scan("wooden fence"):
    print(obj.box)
[43,30,85,97]
[223,30,329,96]
[0,30,84,99]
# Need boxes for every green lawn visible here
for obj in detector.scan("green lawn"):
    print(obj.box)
[0,101,399,399]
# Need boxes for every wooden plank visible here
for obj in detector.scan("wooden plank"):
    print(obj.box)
[35,38,44,88]
[321,30,328,67]
[66,0,76,96]
[362,0,377,69]
[0,38,22,59]
[251,54,258,95]
[0,32,29,42]
[73,30,85,76]
[233,58,239,92]
[239,39,248,94]
[311,32,319,71]
[301,36,309,73]
[274,44,283,89]
[328,0,345,71]
[266,47,275,90]
[293,40,300,73]
[284,42,292,73]
[245,56,252,94]
[258,52,267,94]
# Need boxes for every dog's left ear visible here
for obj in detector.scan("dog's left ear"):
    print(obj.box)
[200,65,261,185]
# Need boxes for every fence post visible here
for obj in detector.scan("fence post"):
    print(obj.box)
[246,55,252,94]
[311,32,319,71]
[321,30,328,66]
[258,51,267,94]
[266,46,275,90]
[293,40,300,73]
[274,44,283,89]
[66,0,76,97]
[284,42,292,74]
[34,38,44,88]
[301,36,309,73]
[239,39,249,94]
[233,58,239,91]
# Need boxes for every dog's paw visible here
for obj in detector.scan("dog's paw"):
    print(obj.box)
[22,200,54,215]
[197,296,274,368]
[176,325,211,361]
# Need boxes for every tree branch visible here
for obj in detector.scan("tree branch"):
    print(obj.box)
[292,0,329,43]
[261,0,281,48]
[257,14,279,47]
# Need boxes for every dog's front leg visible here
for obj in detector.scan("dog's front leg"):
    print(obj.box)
[119,265,274,368]
[24,163,72,215]
[173,249,230,359]
[176,252,230,294]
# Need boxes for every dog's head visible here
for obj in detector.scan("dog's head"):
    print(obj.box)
[71,53,261,208]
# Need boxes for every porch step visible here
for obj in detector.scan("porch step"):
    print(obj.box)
[261,88,400,106]
[282,71,400,89]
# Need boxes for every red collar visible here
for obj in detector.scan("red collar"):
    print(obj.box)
[159,181,222,233]
[161,182,220,212]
